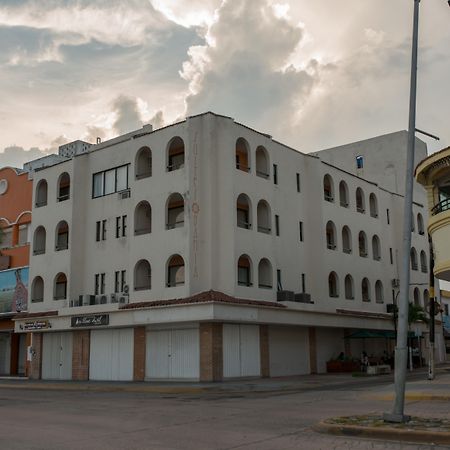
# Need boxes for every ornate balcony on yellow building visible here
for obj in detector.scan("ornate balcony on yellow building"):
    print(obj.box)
[416,146,450,281]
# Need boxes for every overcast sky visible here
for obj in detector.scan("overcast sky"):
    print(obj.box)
[0,0,448,168]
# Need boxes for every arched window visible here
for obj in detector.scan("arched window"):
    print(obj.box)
[413,287,420,307]
[166,193,184,229]
[411,212,415,232]
[423,289,430,307]
[134,259,151,290]
[35,180,48,207]
[375,280,384,303]
[54,273,67,300]
[167,254,185,287]
[255,146,269,179]
[235,138,250,172]
[359,231,368,257]
[410,247,418,270]
[417,213,425,235]
[328,272,339,298]
[237,254,252,287]
[55,221,69,251]
[135,146,152,179]
[342,226,352,254]
[326,221,337,250]
[339,181,349,207]
[372,235,381,261]
[134,201,152,235]
[356,188,365,213]
[362,278,370,302]
[31,276,44,302]
[420,250,427,273]
[258,258,273,289]
[33,226,46,255]
[57,172,70,202]
[167,137,185,172]
[344,275,354,300]
[237,194,251,229]
[323,175,334,202]
[257,200,271,234]
[369,193,378,218]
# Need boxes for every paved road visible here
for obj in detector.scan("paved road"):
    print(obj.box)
[0,371,449,450]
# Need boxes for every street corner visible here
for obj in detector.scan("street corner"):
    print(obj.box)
[313,414,450,445]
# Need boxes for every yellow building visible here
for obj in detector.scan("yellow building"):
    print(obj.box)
[416,146,450,281]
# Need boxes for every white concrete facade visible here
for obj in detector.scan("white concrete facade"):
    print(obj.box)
[16,112,441,381]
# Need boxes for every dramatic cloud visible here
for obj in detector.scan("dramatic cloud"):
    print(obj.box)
[112,96,143,135]
[0,146,50,169]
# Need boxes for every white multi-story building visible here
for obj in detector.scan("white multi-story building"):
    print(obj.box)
[15,112,440,382]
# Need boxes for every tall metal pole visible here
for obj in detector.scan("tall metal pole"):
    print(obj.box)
[428,235,435,380]
[384,0,420,423]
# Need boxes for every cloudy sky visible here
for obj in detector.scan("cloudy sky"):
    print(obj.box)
[0,0,449,168]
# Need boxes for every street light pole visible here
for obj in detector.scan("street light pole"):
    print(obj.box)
[384,0,420,423]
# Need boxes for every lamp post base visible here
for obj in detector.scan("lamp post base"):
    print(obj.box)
[383,413,411,423]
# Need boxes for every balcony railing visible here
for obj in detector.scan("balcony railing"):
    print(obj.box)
[431,198,450,216]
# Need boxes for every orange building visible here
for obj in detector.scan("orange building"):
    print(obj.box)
[0,167,32,375]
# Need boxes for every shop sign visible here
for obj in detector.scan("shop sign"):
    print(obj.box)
[71,314,109,328]
[22,320,51,331]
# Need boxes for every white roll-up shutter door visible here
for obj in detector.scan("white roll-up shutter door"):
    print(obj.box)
[42,332,73,380]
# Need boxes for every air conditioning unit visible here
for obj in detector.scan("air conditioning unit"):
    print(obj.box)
[118,189,131,200]
[100,294,108,304]
[110,293,118,303]
[95,295,101,305]
[294,293,312,304]
[119,295,129,305]
[80,294,95,306]
[70,299,81,307]
[391,278,400,288]
[277,290,295,302]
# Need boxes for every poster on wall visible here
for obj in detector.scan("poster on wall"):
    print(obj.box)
[0,267,28,313]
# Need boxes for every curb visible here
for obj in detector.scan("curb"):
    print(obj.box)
[313,421,450,445]
[369,392,450,402]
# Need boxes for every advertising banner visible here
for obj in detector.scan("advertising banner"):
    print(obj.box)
[0,267,28,313]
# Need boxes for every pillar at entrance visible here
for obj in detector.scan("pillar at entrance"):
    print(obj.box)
[200,322,223,382]
[72,330,90,381]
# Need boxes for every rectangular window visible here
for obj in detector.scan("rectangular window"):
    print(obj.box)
[114,271,120,293]
[387,209,390,225]
[116,217,121,238]
[100,273,105,295]
[299,221,303,242]
[18,224,29,245]
[296,173,301,192]
[276,269,282,291]
[115,216,127,238]
[122,216,127,237]
[389,248,393,265]
[0,228,12,249]
[356,155,364,169]
[301,273,306,293]
[273,164,278,185]
[92,164,129,198]
[95,274,100,295]
[115,270,127,292]
[96,221,101,242]
[101,220,107,241]
[121,270,126,292]
[275,215,280,236]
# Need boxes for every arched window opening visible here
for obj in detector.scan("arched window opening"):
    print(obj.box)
[410,247,418,270]
[134,259,151,291]
[237,194,251,229]
[342,226,352,254]
[369,193,378,218]
[372,235,381,261]
[134,201,152,235]
[323,175,334,202]
[55,221,69,251]
[359,231,368,257]
[257,200,271,234]
[33,226,46,255]
[328,272,339,298]
[167,254,185,287]
[166,193,184,229]
[255,146,269,179]
[235,138,250,172]
[167,137,185,172]
[57,173,70,202]
[362,278,370,302]
[356,188,365,213]
[135,146,152,179]
[420,250,427,273]
[54,273,67,300]
[411,212,415,232]
[423,289,430,308]
[375,280,384,304]
[238,254,252,287]
[344,275,354,300]
[258,258,273,289]
[413,287,421,307]
[31,276,44,302]
[417,213,425,235]
[339,181,349,207]
[326,221,337,250]
[35,180,48,207]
